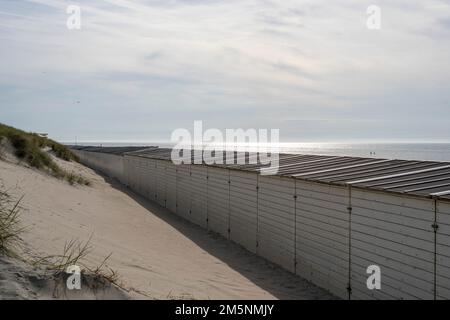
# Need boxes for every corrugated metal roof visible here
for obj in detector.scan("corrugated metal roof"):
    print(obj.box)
[69,145,155,155]
[128,147,450,200]
[431,190,450,200]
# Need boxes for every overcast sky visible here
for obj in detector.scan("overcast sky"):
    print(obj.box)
[0,0,449,143]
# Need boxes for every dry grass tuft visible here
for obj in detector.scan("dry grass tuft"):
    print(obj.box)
[1,186,126,298]
[32,236,120,288]
[0,187,25,256]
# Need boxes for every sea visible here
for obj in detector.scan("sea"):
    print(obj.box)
[67,142,450,162]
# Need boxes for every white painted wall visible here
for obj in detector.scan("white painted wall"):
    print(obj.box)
[258,176,296,273]
[206,167,230,238]
[350,190,435,300]
[76,150,450,300]
[295,180,350,299]
[229,170,258,253]
[72,150,125,184]
[437,200,450,300]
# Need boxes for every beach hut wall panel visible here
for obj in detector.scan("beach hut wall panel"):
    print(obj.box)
[71,149,87,166]
[295,180,350,300]
[176,165,192,218]
[140,158,149,197]
[165,162,178,213]
[72,151,102,178]
[126,156,138,192]
[257,176,296,273]
[126,157,136,190]
[229,170,258,253]
[145,158,157,201]
[207,167,231,238]
[134,158,142,193]
[127,156,139,194]
[156,160,167,207]
[131,157,141,194]
[123,156,153,200]
[350,189,435,300]
[73,149,450,300]
[71,149,83,161]
[123,156,131,186]
[73,150,125,184]
[437,200,450,300]
[134,157,156,201]
[190,165,208,228]
[136,158,148,198]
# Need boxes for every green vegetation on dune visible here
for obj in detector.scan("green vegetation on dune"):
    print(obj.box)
[0,189,23,256]
[0,123,78,164]
[0,123,89,186]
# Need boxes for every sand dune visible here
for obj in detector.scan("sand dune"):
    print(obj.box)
[0,255,129,300]
[0,156,334,300]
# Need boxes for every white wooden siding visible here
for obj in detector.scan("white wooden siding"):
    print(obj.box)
[147,159,157,201]
[139,158,153,200]
[257,176,296,273]
[123,157,130,186]
[127,156,138,192]
[136,158,147,197]
[176,165,191,218]
[350,190,435,300]
[131,157,139,192]
[165,162,177,213]
[229,170,258,253]
[73,150,125,184]
[295,180,350,300]
[190,165,208,228]
[156,160,167,207]
[437,200,450,300]
[76,151,448,300]
[207,167,230,238]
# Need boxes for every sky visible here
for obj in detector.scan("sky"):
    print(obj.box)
[0,0,449,143]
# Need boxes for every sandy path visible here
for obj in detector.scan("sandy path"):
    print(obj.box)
[0,157,334,300]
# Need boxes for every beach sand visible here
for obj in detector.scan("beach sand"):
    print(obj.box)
[0,155,334,299]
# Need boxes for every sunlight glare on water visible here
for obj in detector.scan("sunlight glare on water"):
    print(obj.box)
[70,141,450,162]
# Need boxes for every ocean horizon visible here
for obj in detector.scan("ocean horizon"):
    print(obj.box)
[65,142,450,162]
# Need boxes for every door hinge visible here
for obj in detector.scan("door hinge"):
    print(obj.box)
[346,284,352,295]
[432,223,439,232]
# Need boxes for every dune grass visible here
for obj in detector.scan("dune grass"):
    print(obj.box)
[33,237,118,281]
[0,188,24,256]
[0,187,123,296]
[0,123,90,186]
[31,236,123,295]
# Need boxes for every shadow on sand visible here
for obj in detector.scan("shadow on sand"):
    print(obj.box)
[100,173,336,300]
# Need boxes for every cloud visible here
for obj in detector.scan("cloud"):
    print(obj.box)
[0,0,449,142]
